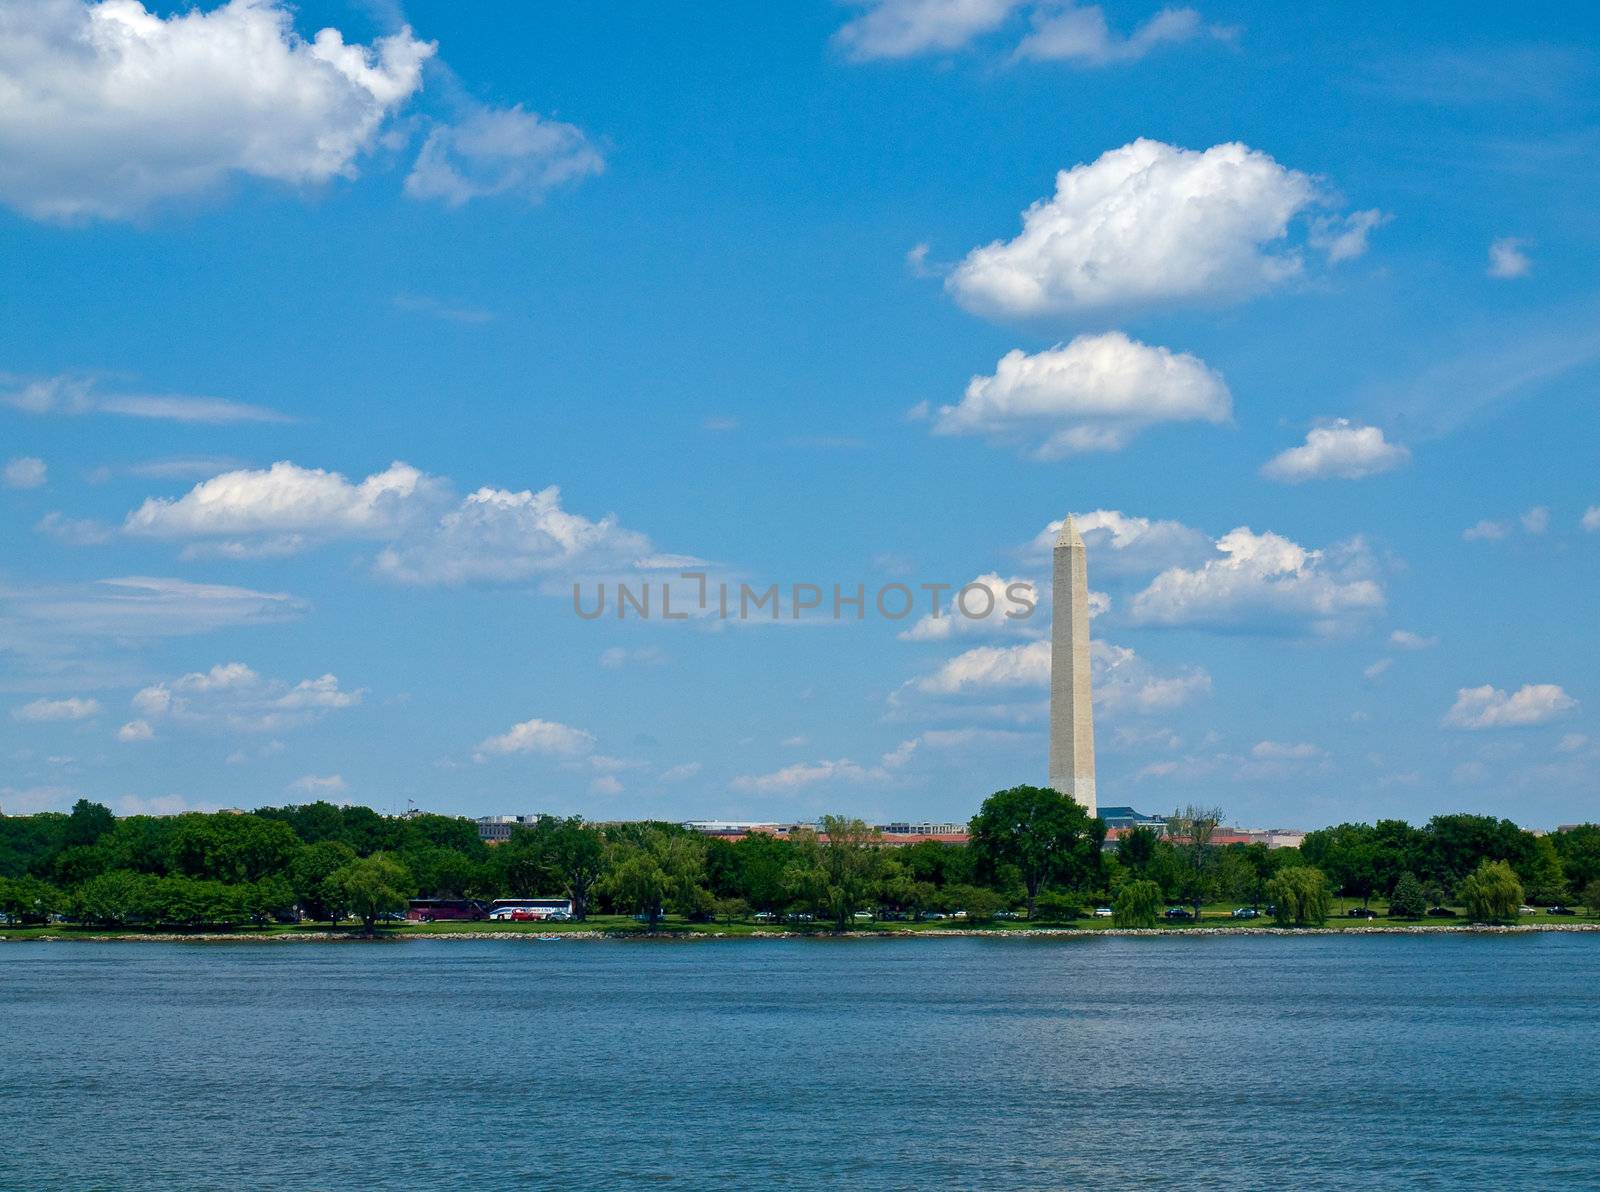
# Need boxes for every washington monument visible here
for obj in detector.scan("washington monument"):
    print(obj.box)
[1048,515,1096,815]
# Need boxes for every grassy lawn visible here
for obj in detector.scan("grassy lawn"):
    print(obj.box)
[3,903,1595,940]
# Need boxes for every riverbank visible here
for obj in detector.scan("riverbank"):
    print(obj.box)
[4,921,1599,943]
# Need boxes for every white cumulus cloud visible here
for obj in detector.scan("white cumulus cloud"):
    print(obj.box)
[1129,527,1384,633]
[116,719,154,742]
[125,460,434,543]
[1582,506,1600,532]
[933,332,1231,456]
[1444,684,1576,729]
[909,637,1208,714]
[3,457,48,489]
[898,573,1042,640]
[13,696,101,722]
[132,662,363,734]
[122,459,655,584]
[405,103,604,208]
[474,717,596,762]
[947,139,1372,320]
[0,0,433,221]
[832,0,1019,61]
[1027,509,1214,575]
[374,484,648,585]
[1015,4,1229,65]
[1487,237,1531,279]
[914,638,1050,694]
[1261,420,1410,483]
[1462,518,1510,542]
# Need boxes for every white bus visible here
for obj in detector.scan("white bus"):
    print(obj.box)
[488,898,574,922]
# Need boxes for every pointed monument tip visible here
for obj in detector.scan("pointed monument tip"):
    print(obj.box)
[1054,514,1084,549]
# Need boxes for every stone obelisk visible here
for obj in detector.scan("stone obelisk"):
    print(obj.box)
[1049,515,1096,815]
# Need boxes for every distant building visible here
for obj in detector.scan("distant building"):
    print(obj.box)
[477,814,542,843]
[1098,806,1167,835]
[876,821,966,837]
[682,820,782,838]
[681,820,970,847]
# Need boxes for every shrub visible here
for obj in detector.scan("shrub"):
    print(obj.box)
[943,884,1004,922]
[1030,892,1082,921]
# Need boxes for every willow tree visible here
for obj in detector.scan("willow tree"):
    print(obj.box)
[1113,879,1162,928]
[1267,866,1331,926]
[1460,860,1524,924]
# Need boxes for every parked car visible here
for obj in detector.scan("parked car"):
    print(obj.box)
[951,910,968,919]
[1163,907,1193,921]
[923,912,948,921]
[1231,907,1261,920]
[753,911,776,923]
[994,910,1020,920]
[1347,907,1377,919]
[1547,906,1577,916]
[1519,905,1538,915]
[878,910,904,921]
[784,912,814,923]
[852,910,874,921]
[1093,907,1114,918]
[1426,906,1458,918]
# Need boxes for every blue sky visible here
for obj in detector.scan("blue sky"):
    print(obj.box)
[2,0,1597,829]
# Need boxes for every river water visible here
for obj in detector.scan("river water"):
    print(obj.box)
[1,934,1596,1189]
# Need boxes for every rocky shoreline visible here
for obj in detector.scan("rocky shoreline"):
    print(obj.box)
[3,922,1598,944]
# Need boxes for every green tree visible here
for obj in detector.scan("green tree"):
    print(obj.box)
[1388,871,1427,918]
[786,817,885,930]
[240,875,297,925]
[169,814,300,884]
[291,841,357,926]
[1113,878,1163,928]
[1459,860,1524,924]
[1422,814,1535,889]
[64,799,116,850]
[1302,823,1380,906]
[1267,866,1331,926]
[1582,878,1600,919]
[970,785,1102,919]
[1031,891,1081,921]
[1552,825,1600,892]
[327,854,413,934]
[1167,805,1224,920]
[402,845,484,899]
[1116,825,1158,874]
[541,817,605,920]
[0,875,62,924]
[729,832,795,912]
[78,870,156,926]
[1522,836,1569,905]
[599,829,707,929]
[943,883,1003,922]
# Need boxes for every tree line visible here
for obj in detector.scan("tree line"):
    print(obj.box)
[1,787,1596,931]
